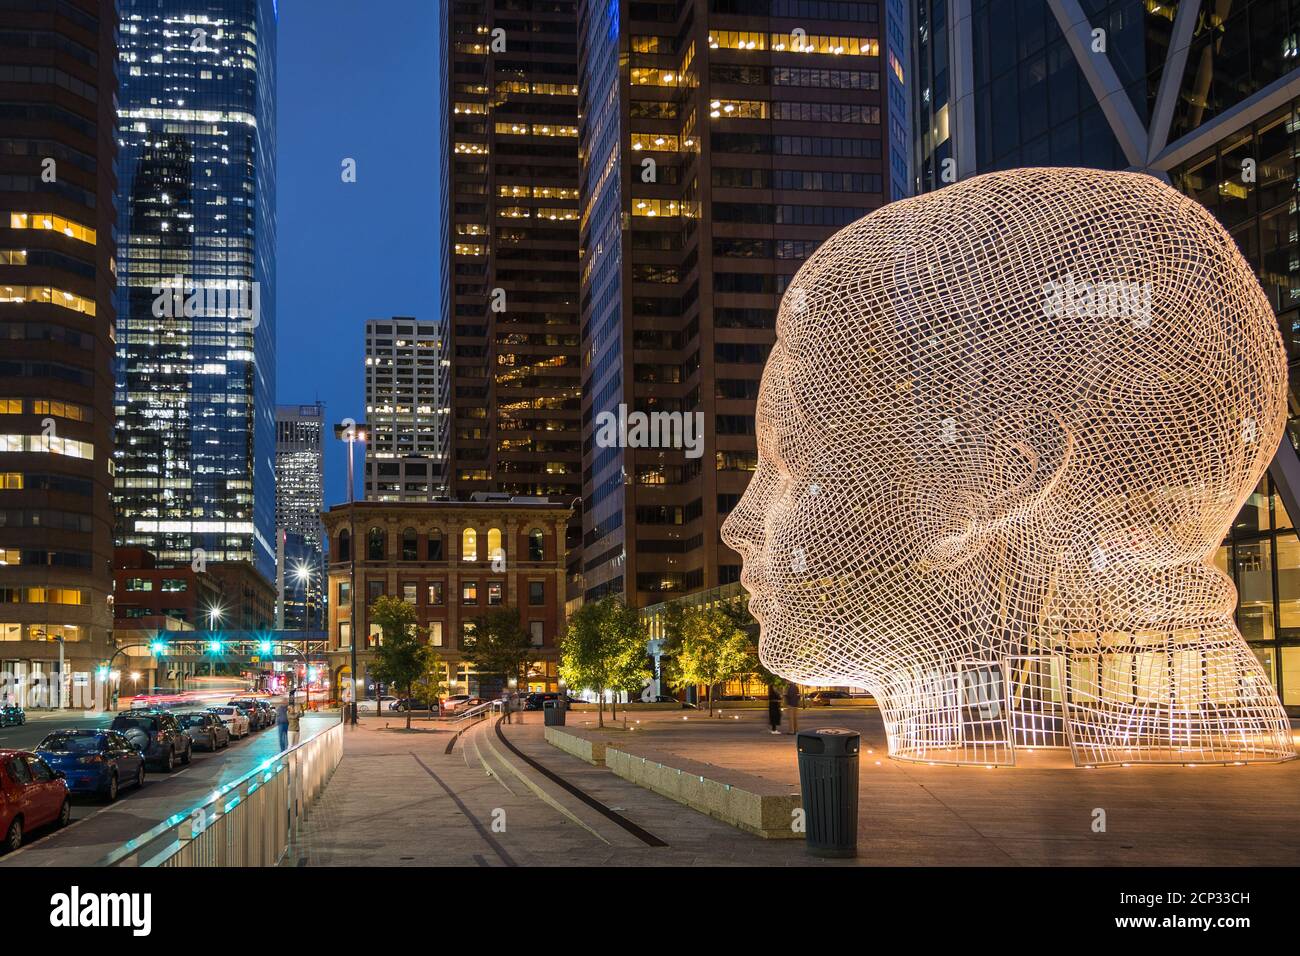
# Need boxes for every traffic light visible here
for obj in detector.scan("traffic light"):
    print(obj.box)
[95,664,109,681]
[259,640,273,655]
[150,641,166,655]
[208,639,222,653]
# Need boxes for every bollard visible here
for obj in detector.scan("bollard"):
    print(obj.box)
[795,728,860,858]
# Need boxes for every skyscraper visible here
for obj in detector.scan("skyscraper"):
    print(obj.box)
[911,0,1300,708]
[363,318,446,502]
[438,0,584,509]
[577,0,907,607]
[276,402,325,628]
[113,0,278,581]
[0,0,118,705]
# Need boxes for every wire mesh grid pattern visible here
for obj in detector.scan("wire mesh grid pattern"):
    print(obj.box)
[722,167,1296,767]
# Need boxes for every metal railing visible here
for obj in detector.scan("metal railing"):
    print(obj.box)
[98,720,344,867]
[453,699,503,722]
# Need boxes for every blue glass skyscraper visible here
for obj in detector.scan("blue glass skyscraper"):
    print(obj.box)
[113,0,277,581]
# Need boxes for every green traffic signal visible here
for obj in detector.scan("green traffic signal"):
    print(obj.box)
[150,641,166,655]
[259,640,273,654]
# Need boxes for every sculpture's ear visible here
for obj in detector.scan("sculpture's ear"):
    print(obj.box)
[982,406,1074,530]
[917,406,1073,572]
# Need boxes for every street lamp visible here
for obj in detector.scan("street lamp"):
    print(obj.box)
[334,422,366,726]
[291,561,317,711]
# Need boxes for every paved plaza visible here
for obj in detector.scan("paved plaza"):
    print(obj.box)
[292,706,1300,866]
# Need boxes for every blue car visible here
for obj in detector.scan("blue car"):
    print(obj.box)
[35,729,146,801]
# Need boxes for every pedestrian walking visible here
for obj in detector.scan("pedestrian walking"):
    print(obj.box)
[768,686,782,734]
[287,700,302,747]
[276,700,289,751]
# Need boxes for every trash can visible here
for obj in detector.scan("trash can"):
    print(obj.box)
[543,699,566,727]
[796,728,860,858]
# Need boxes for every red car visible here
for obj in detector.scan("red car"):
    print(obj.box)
[0,750,71,852]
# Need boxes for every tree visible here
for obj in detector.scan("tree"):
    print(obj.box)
[657,599,689,695]
[677,603,755,715]
[462,607,530,694]
[368,596,427,730]
[558,597,650,727]
[410,652,446,716]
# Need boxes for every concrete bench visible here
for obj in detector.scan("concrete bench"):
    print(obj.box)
[543,726,801,839]
[602,745,801,839]
[543,726,609,766]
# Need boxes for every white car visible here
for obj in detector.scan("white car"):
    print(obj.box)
[355,695,398,714]
[207,705,250,738]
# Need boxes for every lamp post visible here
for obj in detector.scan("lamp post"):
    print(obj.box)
[293,562,314,711]
[205,606,223,685]
[334,422,366,726]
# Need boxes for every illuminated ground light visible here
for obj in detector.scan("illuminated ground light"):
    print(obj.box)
[720,167,1296,769]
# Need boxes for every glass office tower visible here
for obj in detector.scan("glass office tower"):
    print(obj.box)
[113,0,277,581]
[912,0,1300,707]
[577,0,908,607]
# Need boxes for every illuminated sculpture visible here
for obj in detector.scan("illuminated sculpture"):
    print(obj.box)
[722,168,1296,767]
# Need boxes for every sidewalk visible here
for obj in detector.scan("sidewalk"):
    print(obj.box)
[291,712,845,866]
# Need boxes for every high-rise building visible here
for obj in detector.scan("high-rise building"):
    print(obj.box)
[276,402,325,628]
[113,0,278,581]
[0,0,118,706]
[438,0,584,517]
[911,0,1300,709]
[363,318,446,502]
[576,0,908,607]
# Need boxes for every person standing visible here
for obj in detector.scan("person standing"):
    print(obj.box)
[287,700,302,747]
[767,686,782,734]
[276,700,289,751]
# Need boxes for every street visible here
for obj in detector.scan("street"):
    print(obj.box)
[0,708,337,867]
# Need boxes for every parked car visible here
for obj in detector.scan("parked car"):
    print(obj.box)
[109,711,193,772]
[230,698,275,730]
[177,712,231,751]
[356,695,399,713]
[523,692,560,711]
[207,706,250,739]
[713,694,760,702]
[807,691,852,706]
[35,730,145,801]
[0,750,70,851]
[249,701,276,728]
[440,695,486,715]
[389,698,435,712]
[0,704,25,727]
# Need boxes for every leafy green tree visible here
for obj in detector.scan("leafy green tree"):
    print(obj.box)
[559,597,650,727]
[677,603,755,715]
[410,651,447,716]
[657,599,689,695]
[462,607,531,693]
[368,595,427,729]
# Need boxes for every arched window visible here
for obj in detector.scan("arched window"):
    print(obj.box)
[337,528,351,562]
[462,527,478,562]
[367,527,386,561]
[487,527,504,565]
[428,531,444,561]
[402,527,418,561]
[528,528,544,562]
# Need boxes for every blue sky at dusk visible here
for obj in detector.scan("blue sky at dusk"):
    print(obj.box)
[276,0,441,507]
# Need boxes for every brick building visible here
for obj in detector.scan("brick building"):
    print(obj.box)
[322,497,571,700]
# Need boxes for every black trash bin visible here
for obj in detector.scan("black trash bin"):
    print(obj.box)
[796,728,860,858]
[543,699,566,727]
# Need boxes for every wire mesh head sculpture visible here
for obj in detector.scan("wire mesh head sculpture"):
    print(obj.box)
[721,168,1296,767]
